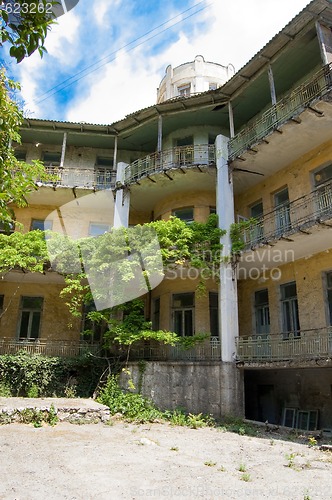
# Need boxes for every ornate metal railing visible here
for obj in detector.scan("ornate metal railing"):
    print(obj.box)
[40,167,116,190]
[129,336,221,361]
[238,181,332,250]
[236,327,332,363]
[229,63,332,160]
[0,339,101,357]
[124,144,216,184]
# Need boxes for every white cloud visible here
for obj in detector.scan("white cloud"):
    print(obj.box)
[66,0,310,124]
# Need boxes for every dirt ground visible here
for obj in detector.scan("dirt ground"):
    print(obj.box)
[0,421,331,500]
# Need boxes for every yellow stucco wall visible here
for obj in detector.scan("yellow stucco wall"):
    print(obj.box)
[234,138,332,218]
[0,278,80,341]
[238,249,332,337]
[154,190,216,221]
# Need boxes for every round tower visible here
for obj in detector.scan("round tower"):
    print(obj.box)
[157,55,235,103]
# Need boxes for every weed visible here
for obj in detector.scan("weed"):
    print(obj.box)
[47,404,58,426]
[307,436,317,447]
[241,473,251,482]
[218,466,226,472]
[170,446,179,452]
[238,463,246,472]
[204,461,217,467]
[0,382,12,397]
[285,452,299,470]
[27,384,39,398]
[270,439,275,446]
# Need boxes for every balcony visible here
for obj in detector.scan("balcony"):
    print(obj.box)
[236,327,332,364]
[0,339,101,358]
[229,63,332,160]
[124,144,215,185]
[40,167,116,190]
[238,181,332,251]
[128,336,221,362]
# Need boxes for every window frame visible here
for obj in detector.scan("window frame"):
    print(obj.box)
[17,296,43,342]
[254,289,270,336]
[30,219,53,231]
[172,292,195,337]
[280,282,300,338]
[88,222,110,237]
[172,206,194,224]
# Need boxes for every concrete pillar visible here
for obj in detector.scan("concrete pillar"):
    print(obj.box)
[215,134,238,362]
[157,115,163,153]
[114,162,130,228]
[60,132,67,168]
[268,65,277,106]
[228,102,235,138]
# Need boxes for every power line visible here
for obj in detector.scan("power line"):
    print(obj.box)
[35,0,212,105]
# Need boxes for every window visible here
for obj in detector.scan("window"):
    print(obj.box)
[172,293,194,336]
[172,207,194,223]
[81,302,105,343]
[210,207,217,215]
[95,156,115,189]
[280,282,300,338]
[89,222,110,237]
[209,292,219,337]
[177,83,191,97]
[274,188,291,235]
[209,82,218,90]
[0,208,15,235]
[153,297,160,330]
[42,152,61,167]
[30,219,53,231]
[255,289,270,335]
[18,297,43,341]
[250,201,264,244]
[313,164,332,218]
[0,295,4,315]
[14,150,26,161]
[314,163,332,187]
[175,136,193,147]
[326,271,332,325]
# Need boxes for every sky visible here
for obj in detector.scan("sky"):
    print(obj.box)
[2,0,311,126]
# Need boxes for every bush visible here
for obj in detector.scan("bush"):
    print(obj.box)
[0,352,107,397]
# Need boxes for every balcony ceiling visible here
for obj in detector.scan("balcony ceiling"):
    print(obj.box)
[128,167,216,212]
[232,95,332,194]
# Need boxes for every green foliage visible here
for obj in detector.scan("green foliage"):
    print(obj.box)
[18,405,58,427]
[177,334,209,350]
[0,71,49,225]
[0,381,11,397]
[229,217,257,254]
[218,417,258,437]
[0,230,49,274]
[1,0,57,62]
[97,376,216,427]
[97,375,163,423]
[0,351,106,397]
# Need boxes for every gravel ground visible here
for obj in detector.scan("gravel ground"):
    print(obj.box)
[0,421,331,500]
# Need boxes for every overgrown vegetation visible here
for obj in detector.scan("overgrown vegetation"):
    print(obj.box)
[0,351,106,397]
[229,217,257,254]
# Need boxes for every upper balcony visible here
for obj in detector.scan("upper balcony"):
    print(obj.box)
[41,166,116,190]
[124,144,215,185]
[229,63,332,161]
[235,180,332,271]
[236,327,332,366]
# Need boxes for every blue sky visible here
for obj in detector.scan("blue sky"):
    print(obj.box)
[2,0,311,125]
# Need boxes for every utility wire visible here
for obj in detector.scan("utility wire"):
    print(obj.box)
[35,0,212,104]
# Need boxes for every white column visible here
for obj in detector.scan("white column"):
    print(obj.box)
[114,162,130,228]
[268,65,277,106]
[113,135,118,169]
[228,102,235,139]
[157,115,163,152]
[60,132,67,168]
[216,134,238,362]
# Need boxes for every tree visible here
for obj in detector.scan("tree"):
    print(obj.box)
[1,0,58,62]
[0,71,48,227]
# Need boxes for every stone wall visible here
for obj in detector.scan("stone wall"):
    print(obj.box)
[121,361,244,419]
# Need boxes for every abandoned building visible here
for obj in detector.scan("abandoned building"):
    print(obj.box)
[2,0,332,431]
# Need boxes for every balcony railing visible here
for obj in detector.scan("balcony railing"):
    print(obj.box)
[128,336,221,361]
[124,144,216,184]
[229,63,332,160]
[40,167,116,190]
[0,339,101,357]
[236,327,332,363]
[238,181,332,250]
